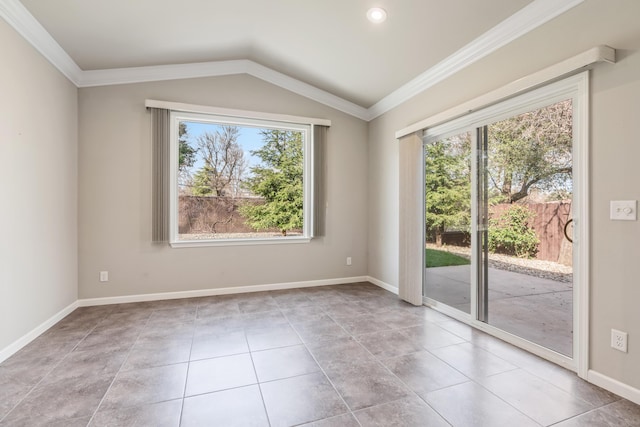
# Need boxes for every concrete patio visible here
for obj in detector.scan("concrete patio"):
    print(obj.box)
[425,265,573,356]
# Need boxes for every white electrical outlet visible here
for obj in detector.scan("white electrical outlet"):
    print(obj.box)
[611,329,628,353]
[99,271,109,282]
[346,257,352,266]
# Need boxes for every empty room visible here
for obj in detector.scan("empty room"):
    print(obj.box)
[2,0,640,425]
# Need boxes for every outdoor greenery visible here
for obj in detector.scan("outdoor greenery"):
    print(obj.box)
[425,100,572,258]
[178,122,304,237]
[425,133,471,245]
[487,100,573,204]
[239,129,304,236]
[178,122,197,172]
[425,248,470,268]
[488,205,540,258]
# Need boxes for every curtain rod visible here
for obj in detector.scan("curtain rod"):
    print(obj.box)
[145,99,331,127]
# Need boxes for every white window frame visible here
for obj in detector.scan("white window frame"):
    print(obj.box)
[168,109,316,248]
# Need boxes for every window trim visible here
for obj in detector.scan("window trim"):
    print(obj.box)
[160,103,328,248]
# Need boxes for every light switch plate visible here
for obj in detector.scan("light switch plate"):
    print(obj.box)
[610,200,637,221]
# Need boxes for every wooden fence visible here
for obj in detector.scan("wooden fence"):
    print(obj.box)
[492,201,572,265]
[178,196,261,234]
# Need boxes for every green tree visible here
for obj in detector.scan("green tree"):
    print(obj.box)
[425,133,472,246]
[240,129,303,236]
[191,165,215,196]
[178,122,197,171]
[177,122,198,193]
[488,100,572,204]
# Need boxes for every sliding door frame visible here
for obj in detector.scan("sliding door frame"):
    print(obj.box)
[421,72,589,377]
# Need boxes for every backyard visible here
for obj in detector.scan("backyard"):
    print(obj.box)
[425,243,573,356]
[426,244,572,283]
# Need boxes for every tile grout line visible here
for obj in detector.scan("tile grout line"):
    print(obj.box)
[462,334,611,416]
[2,285,634,426]
[0,307,115,425]
[418,339,544,425]
[545,398,628,426]
[281,296,359,425]
[85,305,155,426]
[248,307,273,427]
[177,301,199,427]
[279,297,363,426]
[356,320,458,425]
[507,358,622,410]
[302,291,453,423]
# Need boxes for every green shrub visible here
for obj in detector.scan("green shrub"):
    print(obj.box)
[488,205,539,258]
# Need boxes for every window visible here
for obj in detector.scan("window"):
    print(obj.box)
[167,109,318,247]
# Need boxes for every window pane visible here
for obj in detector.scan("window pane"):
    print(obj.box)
[424,131,472,314]
[176,119,305,241]
[483,99,574,357]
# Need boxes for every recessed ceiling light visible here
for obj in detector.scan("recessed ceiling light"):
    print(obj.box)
[367,7,387,23]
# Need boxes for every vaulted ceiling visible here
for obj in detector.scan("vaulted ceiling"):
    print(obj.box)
[4,0,591,119]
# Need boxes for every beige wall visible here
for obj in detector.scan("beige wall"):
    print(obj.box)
[591,47,640,390]
[0,19,78,352]
[4,0,640,396]
[368,0,640,390]
[78,75,368,299]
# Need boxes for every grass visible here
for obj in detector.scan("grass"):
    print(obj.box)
[426,248,470,268]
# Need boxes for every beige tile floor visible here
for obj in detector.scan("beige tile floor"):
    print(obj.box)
[0,282,639,426]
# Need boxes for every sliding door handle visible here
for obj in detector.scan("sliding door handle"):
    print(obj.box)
[564,218,573,243]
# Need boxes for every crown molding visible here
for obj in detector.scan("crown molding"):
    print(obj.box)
[77,60,247,87]
[0,0,82,83]
[243,61,370,121]
[367,0,585,120]
[78,59,370,120]
[1,0,583,122]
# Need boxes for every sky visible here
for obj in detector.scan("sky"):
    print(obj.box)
[182,121,266,172]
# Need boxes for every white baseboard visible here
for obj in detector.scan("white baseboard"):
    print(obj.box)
[78,276,370,307]
[367,276,399,295]
[0,300,79,364]
[588,370,640,405]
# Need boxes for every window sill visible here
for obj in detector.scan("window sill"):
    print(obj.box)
[169,236,312,248]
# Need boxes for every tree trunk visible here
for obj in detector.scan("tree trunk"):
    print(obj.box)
[435,227,444,246]
[501,170,513,201]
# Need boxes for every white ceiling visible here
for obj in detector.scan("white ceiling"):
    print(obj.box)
[5,0,588,118]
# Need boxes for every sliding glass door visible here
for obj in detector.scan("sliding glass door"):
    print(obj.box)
[423,75,583,362]
[480,100,574,357]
